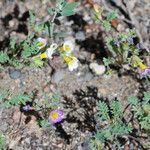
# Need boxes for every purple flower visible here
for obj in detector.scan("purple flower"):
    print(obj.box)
[127,37,133,45]
[48,109,63,124]
[140,67,150,78]
[113,40,120,47]
[22,104,31,112]
[136,43,142,49]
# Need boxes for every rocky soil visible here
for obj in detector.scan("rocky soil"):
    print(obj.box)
[0,0,150,150]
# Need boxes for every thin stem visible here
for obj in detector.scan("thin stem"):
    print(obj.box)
[50,11,57,43]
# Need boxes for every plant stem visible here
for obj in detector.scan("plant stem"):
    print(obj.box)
[50,11,57,43]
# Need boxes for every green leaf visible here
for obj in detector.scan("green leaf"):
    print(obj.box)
[111,100,122,120]
[102,20,111,31]
[143,92,150,103]
[0,51,9,63]
[38,119,51,128]
[128,95,139,105]
[63,2,78,11]
[29,10,36,25]
[32,57,44,67]
[10,37,17,49]
[61,10,74,16]
[106,11,117,21]
[97,101,109,121]
[61,2,78,16]
[0,131,5,149]
[56,0,66,10]
[47,8,55,15]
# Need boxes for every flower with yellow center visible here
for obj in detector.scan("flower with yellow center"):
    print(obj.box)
[59,40,75,54]
[37,37,47,50]
[39,43,58,59]
[48,109,63,124]
[63,55,79,71]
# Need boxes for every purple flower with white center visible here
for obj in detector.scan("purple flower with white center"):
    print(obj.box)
[22,104,31,112]
[140,67,150,78]
[113,39,120,47]
[48,109,64,124]
[127,37,133,45]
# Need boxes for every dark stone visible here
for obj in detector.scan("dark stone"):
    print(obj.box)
[9,68,21,79]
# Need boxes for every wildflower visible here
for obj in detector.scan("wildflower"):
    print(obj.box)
[48,109,63,124]
[136,43,141,49]
[46,43,58,59]
[113,39,120,47]
[137,61,150,78]
[37,37,47,49]
[59,40,75,54]
[140,67,150,78]
[127,37,133,45]
[39,43,58,59]
[22,104,31,112]
[63,55,79,71]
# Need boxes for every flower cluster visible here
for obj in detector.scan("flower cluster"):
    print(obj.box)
[22,104,31,112]
[59,40,79,71]
[36,38,79,71]
[113,36,134,47]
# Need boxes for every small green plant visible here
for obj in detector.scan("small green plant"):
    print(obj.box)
[0,131,5,150]
[92,2,150,78]
[0,0,79,71]
[33,91,62,127]
[90,100,132,149]
[128,92,150,131]
[0,89,33,108]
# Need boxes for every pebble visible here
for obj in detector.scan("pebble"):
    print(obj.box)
[9,69,22,79]
[9,20,15,27]
[83,14,91,22]
[89,63,106,75]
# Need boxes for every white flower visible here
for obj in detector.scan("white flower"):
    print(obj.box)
[37,37,47,49]
[63,40,75,54]
[63,55,79,71]
[46,43,58,59]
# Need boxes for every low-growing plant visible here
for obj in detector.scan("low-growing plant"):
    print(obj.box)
[92,2,150,79]
[128,92,150,131]
[89,100,132,149]
[0,89,63,127]
[0,89,33,108]
[0,131,5,150]
[33,91,62,128]
[0,0,79,71]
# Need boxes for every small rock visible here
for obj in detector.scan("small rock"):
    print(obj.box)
[75,31,86,41]
[83,14,91,22]
[117,24,124,31]
[9,20,15,27]
[84,72,93,81]
[9,69,21,79]
[89,63,106,75]
[51,69,65,84]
